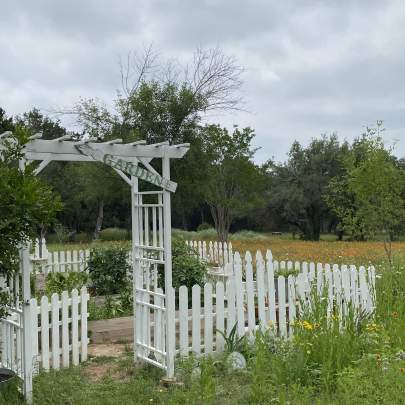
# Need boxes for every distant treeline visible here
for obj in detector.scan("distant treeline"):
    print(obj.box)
[2,106,404,244]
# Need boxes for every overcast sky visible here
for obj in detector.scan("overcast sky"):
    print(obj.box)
[1,0,405,163]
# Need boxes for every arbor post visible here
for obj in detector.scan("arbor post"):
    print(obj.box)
[163,155,175,377]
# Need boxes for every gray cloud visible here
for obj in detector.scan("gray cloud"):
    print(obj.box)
[1,0,405,162]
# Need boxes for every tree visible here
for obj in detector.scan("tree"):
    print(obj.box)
[202,124,266,242]
[15,108,67,140]
[59,47,244,230]
[0,107,14,133]
[0,127,61,316]
[268,135,347,240]
[326,123,405,266]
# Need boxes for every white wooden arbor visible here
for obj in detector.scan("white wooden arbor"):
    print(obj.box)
[0,131,189,402]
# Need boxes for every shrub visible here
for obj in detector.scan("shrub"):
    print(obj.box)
[44,272,88,296]
[195,228,218,240]
[87,246,130,295]
[88,284,133,320]
[158,238,207,290]
[197,222,212,231]
[99,228,130,241]
[73,232,92,243]
[230,230,268,241]
[172,228,197,240]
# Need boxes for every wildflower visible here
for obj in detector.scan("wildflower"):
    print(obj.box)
[302,321,314,331]
[400,368,405,373]
[392,311,399,319]
[268,320,274,328]
[366,323,382,333]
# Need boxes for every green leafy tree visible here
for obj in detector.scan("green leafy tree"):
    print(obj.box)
[268,135,347,240]
[326,123,405,265]
[66,47,243,229]
[15,108,67,140]
[0,126,62,316]
[202,124,266,242]
[0,107,14,133]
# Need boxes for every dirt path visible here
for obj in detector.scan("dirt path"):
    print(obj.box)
[88,343,128,358]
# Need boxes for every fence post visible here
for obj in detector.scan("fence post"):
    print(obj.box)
[81,286,88,362]
[179,286,189,356]
[233,252,245,337]
[215,282,225,352]
[192,285,201,355]
[21,245,33,403]
[255,251,266,329]
[51,293,60,370]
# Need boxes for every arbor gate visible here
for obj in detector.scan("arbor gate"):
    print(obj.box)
[0,131,189,403]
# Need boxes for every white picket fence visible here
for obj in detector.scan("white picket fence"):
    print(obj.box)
[173,250,376,356]
[31,239,90,274]
[186,240,234,267]
[1,287,89,374]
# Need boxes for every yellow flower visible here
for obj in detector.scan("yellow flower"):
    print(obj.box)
[302,321,314,331]
[366,323,382,333]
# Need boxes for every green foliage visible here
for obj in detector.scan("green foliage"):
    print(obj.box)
[99,227,130,241]
[158,237,207,290]
[195,228,218,240]
[268,134,347,241]
[88,285,133,321]
[326,123,405,264]
[197,222,212,231]
[0,125,62,315]
[73,232,92,243]
[230,230,268,241]
[44,272,89,296]
[202,124,267,242]
[171,238,207,289]
[87,246,130,295]
[217,323,247,354]
[100,228,130,241]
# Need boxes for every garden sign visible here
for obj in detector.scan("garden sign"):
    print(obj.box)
[75,144,177,192]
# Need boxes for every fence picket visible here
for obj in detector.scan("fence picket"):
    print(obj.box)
[226,278,236,335]
[30,298,38,370]
[255,251,266,329]
[341,265,351,315]
[278,276,287,337]
[40,296,50,371]
[333,265,342,316]
[215,282,225,352]
[61,291,69,367]
[179,286,188,356]
[287,275,296,336]
[81,287,88,362]
[266,250,276,326]
[71,289,79,365]
[233,252,245,337]
[204,283,213,354]
[51,293,60,370]
[245,252,256,333]
[358,266,369,313]
[192,285,201,355]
